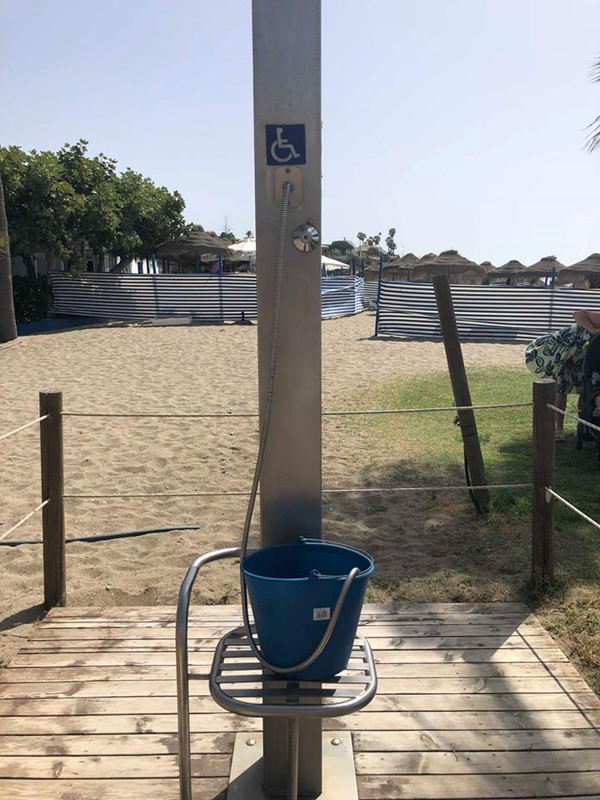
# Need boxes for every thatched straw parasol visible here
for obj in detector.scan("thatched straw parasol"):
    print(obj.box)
[380,252,421,280]
[493,259,526,275]
[156,226,234,262]
[479,261,495,283]
[520,255,564,283]
[411,249,486,283]
[556,253,600,287]
[398,252,421,265]
[485,259,527,285]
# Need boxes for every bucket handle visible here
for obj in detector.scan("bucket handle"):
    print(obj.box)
[300,537,368,580]
[241,564,360,674]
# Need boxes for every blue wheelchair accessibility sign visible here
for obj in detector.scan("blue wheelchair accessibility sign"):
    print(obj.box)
[266,124,306,165]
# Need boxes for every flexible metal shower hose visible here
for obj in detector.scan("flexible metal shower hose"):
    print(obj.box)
[239,181,358,674]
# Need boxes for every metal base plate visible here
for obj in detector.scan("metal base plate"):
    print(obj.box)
[226,731,358,799]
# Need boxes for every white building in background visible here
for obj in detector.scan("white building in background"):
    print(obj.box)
[11,252,158,276]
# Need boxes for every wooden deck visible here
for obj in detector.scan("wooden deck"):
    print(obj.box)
[1,602,599,799]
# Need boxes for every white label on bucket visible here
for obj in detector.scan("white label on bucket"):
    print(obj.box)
[313,607,331,621]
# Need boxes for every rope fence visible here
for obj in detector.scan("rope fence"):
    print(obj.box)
[547,403,600,435]
[0,413,52,555]
[0,383,564,606]
[60,401,532,420]
[63,482,532,500]
[61,411,259,419]
[0,500,50,543]
[531,393,600,583]
[0,414,49,443]
[545,488,600,533]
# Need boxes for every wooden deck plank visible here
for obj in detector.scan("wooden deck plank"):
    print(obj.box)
[0,602,597,800]
[0,676,582,698]
[39,614,537,628]
[4,646,569,667]
[0,733,234,756]
[0,779,228,799]
[44,602,530,617]
[3,728,600,757]
[0,754,231,779]
[352,729,600,752]
[356,773,600,798]
[14,634,546,650]
[0,692,581,715]
[0,660,579,683]
[2,775,600,800]
[354,749,600,774]
[0,710,596,735]
[27,622,548,638]
[7,748,600,780]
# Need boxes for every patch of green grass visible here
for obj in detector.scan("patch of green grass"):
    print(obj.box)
[347,366,600,690]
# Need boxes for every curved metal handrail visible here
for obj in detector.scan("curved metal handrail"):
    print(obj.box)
[175,547,241,800]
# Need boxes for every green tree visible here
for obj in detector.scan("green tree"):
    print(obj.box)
[0,146,79,275]
[357,232,366,244]
[386,227,397,254]
[219,231,238,244]
[245,230,253,238]
[587,55,600,153]
[56,140,121,269]
[0,140,189,274]
[0,171,18,343]
[111,168,188,267]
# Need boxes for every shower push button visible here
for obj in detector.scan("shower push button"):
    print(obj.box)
[292,223,320,252]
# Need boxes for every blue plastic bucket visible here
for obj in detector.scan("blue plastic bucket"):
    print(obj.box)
[241,539,374,680]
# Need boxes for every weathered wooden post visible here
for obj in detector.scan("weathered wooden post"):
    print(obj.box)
[432,275,490,512]
[39,390,66,609]
[532,379,555,583]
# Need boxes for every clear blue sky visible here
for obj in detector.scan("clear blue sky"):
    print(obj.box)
[2,0,600,265]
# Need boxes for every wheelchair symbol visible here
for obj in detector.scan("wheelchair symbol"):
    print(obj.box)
[270,127,300,163]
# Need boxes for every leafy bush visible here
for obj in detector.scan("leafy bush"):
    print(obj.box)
[12,274,49,323]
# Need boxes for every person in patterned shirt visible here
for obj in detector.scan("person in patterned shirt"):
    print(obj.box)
[525,310,600,440]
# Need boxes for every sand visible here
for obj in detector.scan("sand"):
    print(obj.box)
[0,313,524,667]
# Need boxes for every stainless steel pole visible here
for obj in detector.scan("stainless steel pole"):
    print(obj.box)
[287,718,300,800]
[252,0,322,795]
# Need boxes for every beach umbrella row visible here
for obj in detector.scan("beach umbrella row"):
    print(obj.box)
[156,230,600,287]
[373,250,600,287]
[486,255,600,287]
[411,250,486,283]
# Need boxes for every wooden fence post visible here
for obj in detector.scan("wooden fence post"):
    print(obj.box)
[39,390,65,609]
[532,379,555,584]
[432,275,490,512]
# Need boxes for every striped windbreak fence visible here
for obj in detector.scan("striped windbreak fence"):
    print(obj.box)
[321,276,364,318]
[375,281,600,343]
[363,281,379,305]
[50,273,365,323]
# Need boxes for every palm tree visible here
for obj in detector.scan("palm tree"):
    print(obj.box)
[586,55,600,153]
[0,172,17,344]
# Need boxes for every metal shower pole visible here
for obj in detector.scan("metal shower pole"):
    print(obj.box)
[252,0,323,795]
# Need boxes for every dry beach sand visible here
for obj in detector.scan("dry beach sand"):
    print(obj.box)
[0,313,524,667]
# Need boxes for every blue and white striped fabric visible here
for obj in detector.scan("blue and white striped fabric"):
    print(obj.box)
[375,281,600,343]
[50,273,365,323]
[363,281,379,306]
[321,276,364,318]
